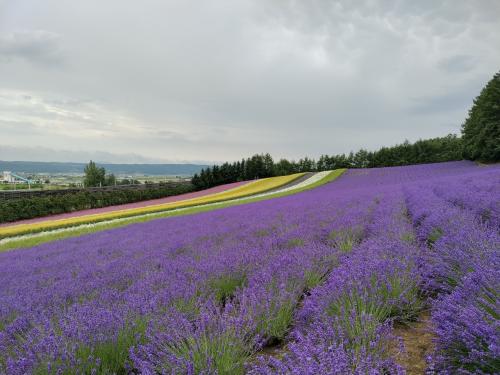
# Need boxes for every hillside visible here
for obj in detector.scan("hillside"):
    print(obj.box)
[0,161,498,374]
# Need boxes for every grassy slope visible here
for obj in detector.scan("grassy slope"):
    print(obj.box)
[0,169,345,252]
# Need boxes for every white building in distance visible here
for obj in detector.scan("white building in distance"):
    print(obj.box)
[2,171,15,183]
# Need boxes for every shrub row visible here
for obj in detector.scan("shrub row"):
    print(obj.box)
[0,183,194,224]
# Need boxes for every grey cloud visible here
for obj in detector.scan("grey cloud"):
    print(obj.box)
[438,55,476,73]
[0,0,499,162]
[0,119,42,135]
[0,30,63,65]
[408,89,476,115]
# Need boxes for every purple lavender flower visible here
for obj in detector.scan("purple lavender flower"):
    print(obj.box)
[0,161,498,373]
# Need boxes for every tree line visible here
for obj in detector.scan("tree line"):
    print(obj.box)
[192,134,462,190]
[193,70,499,191]
[83,161,141,187]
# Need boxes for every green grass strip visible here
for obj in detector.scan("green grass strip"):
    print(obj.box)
[0,169,346,252]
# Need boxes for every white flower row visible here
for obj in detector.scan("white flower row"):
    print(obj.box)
[0,171,333,245]
[251,170,331,197]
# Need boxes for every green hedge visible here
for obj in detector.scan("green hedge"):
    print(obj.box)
[0,184,194,224]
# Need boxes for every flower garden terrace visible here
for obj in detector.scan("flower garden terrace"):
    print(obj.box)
[0,171,342,251]
[0,172,308,239]
[0,161,498,374]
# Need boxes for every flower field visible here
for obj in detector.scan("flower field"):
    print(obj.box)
[0,171,343,253]
[0,173,306,239]
[0,161,498,374]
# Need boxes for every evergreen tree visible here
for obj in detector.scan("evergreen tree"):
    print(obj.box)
[274,159,294,175]
[353,149,370,168]
[297,157,315,172]
[239,159,246,180]
[316,155,327,171]
[462,71,500,161]
[263,153,275,177]
[191,173,200,188]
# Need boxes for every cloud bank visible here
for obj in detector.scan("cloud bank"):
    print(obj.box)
[1,0,499,162]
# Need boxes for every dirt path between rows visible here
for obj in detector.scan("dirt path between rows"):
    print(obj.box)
[391,311,435,374]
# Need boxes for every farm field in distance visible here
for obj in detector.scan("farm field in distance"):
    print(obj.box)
[0,161,498,374]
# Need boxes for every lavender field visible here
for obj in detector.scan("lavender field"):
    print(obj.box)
[0,161,498,374]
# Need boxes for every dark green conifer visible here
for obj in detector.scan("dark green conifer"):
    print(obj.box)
[462,71,500,162]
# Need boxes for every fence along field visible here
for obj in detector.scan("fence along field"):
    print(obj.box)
[0,181,193,200]
[0,161,498,374]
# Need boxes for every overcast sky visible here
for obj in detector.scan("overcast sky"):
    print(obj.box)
[1,0,499,163]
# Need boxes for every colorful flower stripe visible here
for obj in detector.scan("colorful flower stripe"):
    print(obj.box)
[0,173,305,239]
[0,180,251,228]
[246,170,333,197]
[0,170,343,248]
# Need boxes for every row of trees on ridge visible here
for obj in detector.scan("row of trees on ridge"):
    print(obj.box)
[192,135,462,190]
[193,70,499,191]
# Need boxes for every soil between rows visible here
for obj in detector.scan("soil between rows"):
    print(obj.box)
[391,311,435,375]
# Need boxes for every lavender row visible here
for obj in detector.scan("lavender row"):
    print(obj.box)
[431,167,500,229]
[249,189,422,374]
[405,176,499,373]
[129,194,379,374]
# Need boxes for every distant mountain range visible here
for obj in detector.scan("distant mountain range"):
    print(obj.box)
[0,161,209,176]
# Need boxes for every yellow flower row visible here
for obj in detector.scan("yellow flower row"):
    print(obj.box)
[0,173,305,239]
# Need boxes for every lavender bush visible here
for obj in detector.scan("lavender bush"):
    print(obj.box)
[404,164,499,373]
[430,267,500,374]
